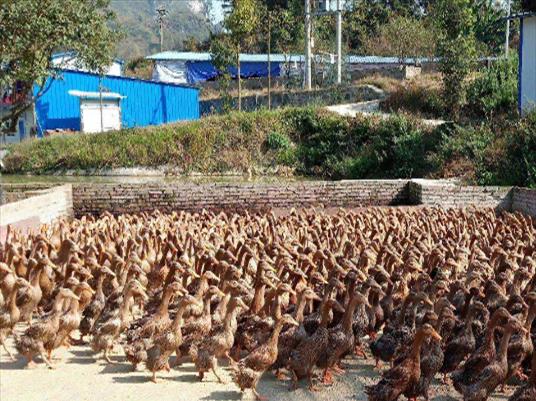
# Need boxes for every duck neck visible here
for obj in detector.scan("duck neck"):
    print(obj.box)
[398,296,412,325]
[462,292,475,319]
[224,305,240,333]
[497,327,515,363]
[250,282,266,314]
[96,275,106,299]
[30,267,43,288]
[8,287,19,315]
[320,303,332,328]
[342,296,360,332]
[267,319,286,348]
[524,305,536,333]
[410,331,427,360]
[202,295,212,317]
[195,277,209,300]
[294,292,309,323]
[171,302,189,331]
[156,287,174,316]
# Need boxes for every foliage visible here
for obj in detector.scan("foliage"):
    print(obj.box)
[5,107,535,188]
[363,15,436,62]
[381,74,446,118]
[466,55,518,118]
[210,36,236,113]
[0,0,119,133]
[472,0,508,55]
[432,0,478,116]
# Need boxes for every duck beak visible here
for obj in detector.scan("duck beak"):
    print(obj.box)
[311,293,322,302]
[288,317,299,327]
[0,263,12,274]
[431,330,442,342]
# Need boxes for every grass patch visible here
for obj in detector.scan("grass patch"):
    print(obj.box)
[4,106,536,188]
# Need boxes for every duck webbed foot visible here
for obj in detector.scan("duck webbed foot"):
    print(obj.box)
[321,369,334,385]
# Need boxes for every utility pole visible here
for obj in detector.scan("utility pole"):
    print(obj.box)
[99,77,104,133]
[336,0,342,84]
[156,6,168,52]
[505,0,511,57]
[304,0,312,90]
[268,12,272,109]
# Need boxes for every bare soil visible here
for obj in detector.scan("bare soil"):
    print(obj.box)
[0,329,516,401]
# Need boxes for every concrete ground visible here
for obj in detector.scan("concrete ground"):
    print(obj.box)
[0,331,516,401]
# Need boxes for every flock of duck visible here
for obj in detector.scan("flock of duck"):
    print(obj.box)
[0,206,535,401]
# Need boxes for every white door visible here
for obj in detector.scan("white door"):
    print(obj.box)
[80,102,121,133]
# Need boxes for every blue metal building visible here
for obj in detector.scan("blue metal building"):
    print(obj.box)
[34,69,199,134]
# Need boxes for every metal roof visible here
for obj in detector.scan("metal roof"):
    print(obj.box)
[505,11,536,20]
[68,90,125,100]
[147,52,306,63]
[147,51,433,64]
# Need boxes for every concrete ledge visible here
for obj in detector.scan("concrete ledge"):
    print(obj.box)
[0,184,73,241]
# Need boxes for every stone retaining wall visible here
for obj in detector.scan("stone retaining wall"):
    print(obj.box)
[0,185,73,242]
[1,180,535,219]
[72,180,408,216]
[512,187,536,216]
[408,181,513,210]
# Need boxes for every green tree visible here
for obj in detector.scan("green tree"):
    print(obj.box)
[210,35,236,113]
[224,0,261,111]
[363,15,436,62]
[432,0,477,116]
[0,0,119,135]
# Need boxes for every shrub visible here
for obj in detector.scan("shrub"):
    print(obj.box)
[266,131,291,150]
[466,56,518,119]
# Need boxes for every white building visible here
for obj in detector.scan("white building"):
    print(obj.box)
[514,12,536,115]
[51,52,123,77]
[68,90,124,133]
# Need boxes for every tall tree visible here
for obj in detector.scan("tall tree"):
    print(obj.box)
[0,0,119,135]
[432,0,477,116]
[224,0,261,110]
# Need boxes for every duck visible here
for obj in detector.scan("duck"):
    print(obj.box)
[440,301,488,380]
[370,292,433,369]
[230,314,299,401]
[457,317,527,401]
[0,277,31,359]
[124,281,185,370]
[145,294,199,382]
[508,345,536,401]
[45,282,95,359]
[452,307,512,392]
[176,285,225,363]
[78,266,116,343]
[365,323,442,401]
[15,288,80,368]
[506,292,536,382]
[193,296,248,382]
[90,280,147,363]
[317,291,371,385]
[272,287,321,378]
[287,298,345,391]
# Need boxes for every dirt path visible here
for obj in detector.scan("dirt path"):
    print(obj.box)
[0,332,517,401]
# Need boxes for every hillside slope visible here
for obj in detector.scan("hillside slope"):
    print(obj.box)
[111,0,212,60]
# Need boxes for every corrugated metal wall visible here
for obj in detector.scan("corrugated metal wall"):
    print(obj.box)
[34,70,199,133]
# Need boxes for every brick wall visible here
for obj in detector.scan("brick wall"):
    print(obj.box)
[0,185,73,242]
[1,180,534,218]
[408,181,513,210]
[72,180,408,216]
[512,187,536,216]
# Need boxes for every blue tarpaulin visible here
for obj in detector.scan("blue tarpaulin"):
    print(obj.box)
[186,60,281,83]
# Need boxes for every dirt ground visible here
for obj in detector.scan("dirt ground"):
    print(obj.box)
[0,330,517,401]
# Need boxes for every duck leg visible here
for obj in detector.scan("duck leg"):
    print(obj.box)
[151,371,158,383]
[332,363,345,375]
[2,341,16,360]
[252,388,268,401]
[212,357,224,384]
[308,369,319,392]
[103,348,116,364]
[354,345,367,359]
[321,368,334,385]
[289,370,298,391]
[39,350,55,369]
